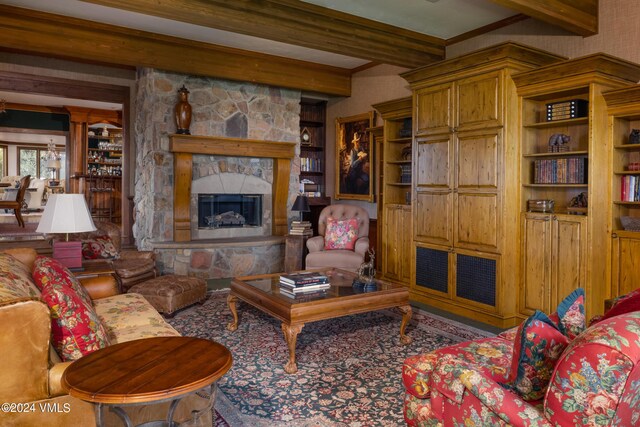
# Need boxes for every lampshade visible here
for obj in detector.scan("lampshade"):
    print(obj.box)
[292,194,310,213]
[37,194,96,234]
[47,159,61,169]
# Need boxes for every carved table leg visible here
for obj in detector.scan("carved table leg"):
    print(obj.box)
[281,323,304,374]
[398,305,413,345]
[227,294,239,331]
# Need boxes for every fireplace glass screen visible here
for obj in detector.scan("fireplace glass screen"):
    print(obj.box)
[198,194,262,228]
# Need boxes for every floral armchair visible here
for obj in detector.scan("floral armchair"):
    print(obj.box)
[403,289,640,426]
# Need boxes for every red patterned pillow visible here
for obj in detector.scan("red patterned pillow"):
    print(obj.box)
[82,235,119,260]
[32,257,110,361]
[324,217,359,250]
[548,288,586,340]
[33,256,93,307]
[502,310,570,401]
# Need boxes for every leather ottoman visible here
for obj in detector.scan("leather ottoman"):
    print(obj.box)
[127,275,208,317]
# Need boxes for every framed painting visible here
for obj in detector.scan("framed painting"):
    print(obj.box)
[335,112,375,201]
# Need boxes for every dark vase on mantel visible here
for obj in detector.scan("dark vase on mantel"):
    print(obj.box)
[175,85,192,135]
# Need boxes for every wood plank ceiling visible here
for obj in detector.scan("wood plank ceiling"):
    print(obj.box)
[0,1,598,96]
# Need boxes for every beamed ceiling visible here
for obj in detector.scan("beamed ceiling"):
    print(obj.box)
[0,0,598,96]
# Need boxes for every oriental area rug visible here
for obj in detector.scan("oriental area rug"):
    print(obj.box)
[168,290,493,427]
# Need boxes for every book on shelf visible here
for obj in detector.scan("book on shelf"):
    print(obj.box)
[279,271,329,286]
[533,158,587,184]
[546,99,588,121]
[621,175,640,202]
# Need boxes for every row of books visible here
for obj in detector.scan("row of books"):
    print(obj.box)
[545,99,588,121]
[301,156,322,172]
[533,158,587,184]
[279,272,330,297]
[400,164,412,183]
[621,175,640,202]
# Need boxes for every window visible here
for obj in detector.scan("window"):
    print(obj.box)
[0,145,6,177]
[18,146,66,179]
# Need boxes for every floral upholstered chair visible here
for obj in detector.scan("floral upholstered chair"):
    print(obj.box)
[403,289,640,426]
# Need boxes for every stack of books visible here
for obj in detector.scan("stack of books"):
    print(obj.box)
[279,272,330,297]
[546,99,588,121]
[290,220,312,236]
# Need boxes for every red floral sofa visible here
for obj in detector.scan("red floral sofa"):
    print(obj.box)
[403,289,640,426]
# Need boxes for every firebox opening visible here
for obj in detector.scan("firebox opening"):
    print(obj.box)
[198,194,263,228]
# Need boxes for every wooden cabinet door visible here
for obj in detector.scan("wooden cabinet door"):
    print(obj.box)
[401,205,412,284]
[414,134,453,246]
[520,213,553,315]
[382,204,401,281]
[415,83,453,136]
[550,214,587,309]
[454,129,501,252]
[611,233,640,297]
[455,72,502,132]
[415,191,452,246]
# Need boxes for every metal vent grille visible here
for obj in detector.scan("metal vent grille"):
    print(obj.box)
[456,254,496,307]
[415,247,448,293]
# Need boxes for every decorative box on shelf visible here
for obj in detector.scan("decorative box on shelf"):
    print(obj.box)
[528,199,554,213]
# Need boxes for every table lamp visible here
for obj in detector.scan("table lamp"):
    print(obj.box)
[36,194,96,270]
[291,194,310,222]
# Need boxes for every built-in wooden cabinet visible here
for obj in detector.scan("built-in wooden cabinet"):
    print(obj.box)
[372,97,413,286]
[604,85,640,302]
[513,54,640,319]
[402,43,564,328]
[520,212,587,316]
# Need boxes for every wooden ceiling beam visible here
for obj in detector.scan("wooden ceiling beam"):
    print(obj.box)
[490,0,598,36]
[80,0,445,68]
[0,5,351,97]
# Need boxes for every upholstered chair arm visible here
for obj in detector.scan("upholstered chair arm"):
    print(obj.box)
[306,236,325,253]
[354,237,370,256]
[48,362,73,397]
[0,299,53,402]
[431,357,550,427]
[80,275,120,299]
[119,249,156,261]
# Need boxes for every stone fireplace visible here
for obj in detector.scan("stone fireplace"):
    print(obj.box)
[133,68,302,279]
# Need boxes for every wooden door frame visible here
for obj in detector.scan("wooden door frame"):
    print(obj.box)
[0,71,133,243]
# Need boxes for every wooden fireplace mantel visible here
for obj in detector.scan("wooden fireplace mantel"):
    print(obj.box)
[170,134,296,242]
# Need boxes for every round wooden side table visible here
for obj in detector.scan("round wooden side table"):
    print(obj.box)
[63,336,232,427]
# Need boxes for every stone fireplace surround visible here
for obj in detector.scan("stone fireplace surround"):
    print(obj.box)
[133,69,302,279]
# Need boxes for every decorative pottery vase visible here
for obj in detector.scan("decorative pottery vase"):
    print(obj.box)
[629,129,640,144]
[101,126,109,137]
[175,85,192,135]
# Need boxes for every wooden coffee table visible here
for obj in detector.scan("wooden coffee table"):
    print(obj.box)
[63,336,232,426]
[228,268,412,374]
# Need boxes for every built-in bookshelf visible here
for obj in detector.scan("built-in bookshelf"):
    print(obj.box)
[299,99,327,197]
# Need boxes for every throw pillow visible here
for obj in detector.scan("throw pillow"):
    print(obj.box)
[82,235,119,260]
[324,217,359,250]
[502,310,570,401]
[597,288,640,323]
[548,288,586,340]
[33,256,93,307]
[32,257,110,361]
[0,253,41,302]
